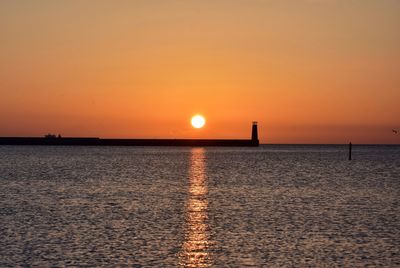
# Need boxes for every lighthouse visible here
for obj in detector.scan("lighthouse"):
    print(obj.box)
[251,122,259,146]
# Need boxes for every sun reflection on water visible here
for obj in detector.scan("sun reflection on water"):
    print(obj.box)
[179,148,213,267]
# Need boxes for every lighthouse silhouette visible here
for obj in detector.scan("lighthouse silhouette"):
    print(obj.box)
[251,122,259,146]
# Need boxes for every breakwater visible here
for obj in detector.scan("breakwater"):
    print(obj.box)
[0,122,260,147]
[0,137,259,147]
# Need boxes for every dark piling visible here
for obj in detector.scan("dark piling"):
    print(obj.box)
[349,142,352,160]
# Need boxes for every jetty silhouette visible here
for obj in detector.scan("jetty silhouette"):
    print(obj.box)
[0,122,259,147]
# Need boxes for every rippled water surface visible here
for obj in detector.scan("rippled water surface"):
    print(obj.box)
[0,145,399,267]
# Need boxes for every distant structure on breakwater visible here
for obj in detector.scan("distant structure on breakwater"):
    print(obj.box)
[0,122,260,147]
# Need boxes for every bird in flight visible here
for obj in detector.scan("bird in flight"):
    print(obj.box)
[392,129,398,134]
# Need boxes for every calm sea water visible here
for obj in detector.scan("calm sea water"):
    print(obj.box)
[0,145,399,267]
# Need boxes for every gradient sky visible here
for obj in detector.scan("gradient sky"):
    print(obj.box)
[1,0,399,143]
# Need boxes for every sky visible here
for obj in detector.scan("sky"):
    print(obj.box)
[0,0,399,144]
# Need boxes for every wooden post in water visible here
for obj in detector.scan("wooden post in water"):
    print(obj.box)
[349,142,352,160]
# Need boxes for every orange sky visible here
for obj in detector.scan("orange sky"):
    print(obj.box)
[0,1,399,144]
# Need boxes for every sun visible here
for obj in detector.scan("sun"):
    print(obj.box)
[191,115,206,129]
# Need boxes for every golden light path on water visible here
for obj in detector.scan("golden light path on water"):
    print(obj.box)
[179,148,213,267]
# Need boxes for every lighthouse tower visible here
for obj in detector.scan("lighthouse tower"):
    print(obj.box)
[251,122,259,146]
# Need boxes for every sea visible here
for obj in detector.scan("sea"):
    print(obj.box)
[0,145,399,267]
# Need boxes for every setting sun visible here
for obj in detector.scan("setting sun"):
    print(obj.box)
[191,115,206,129]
